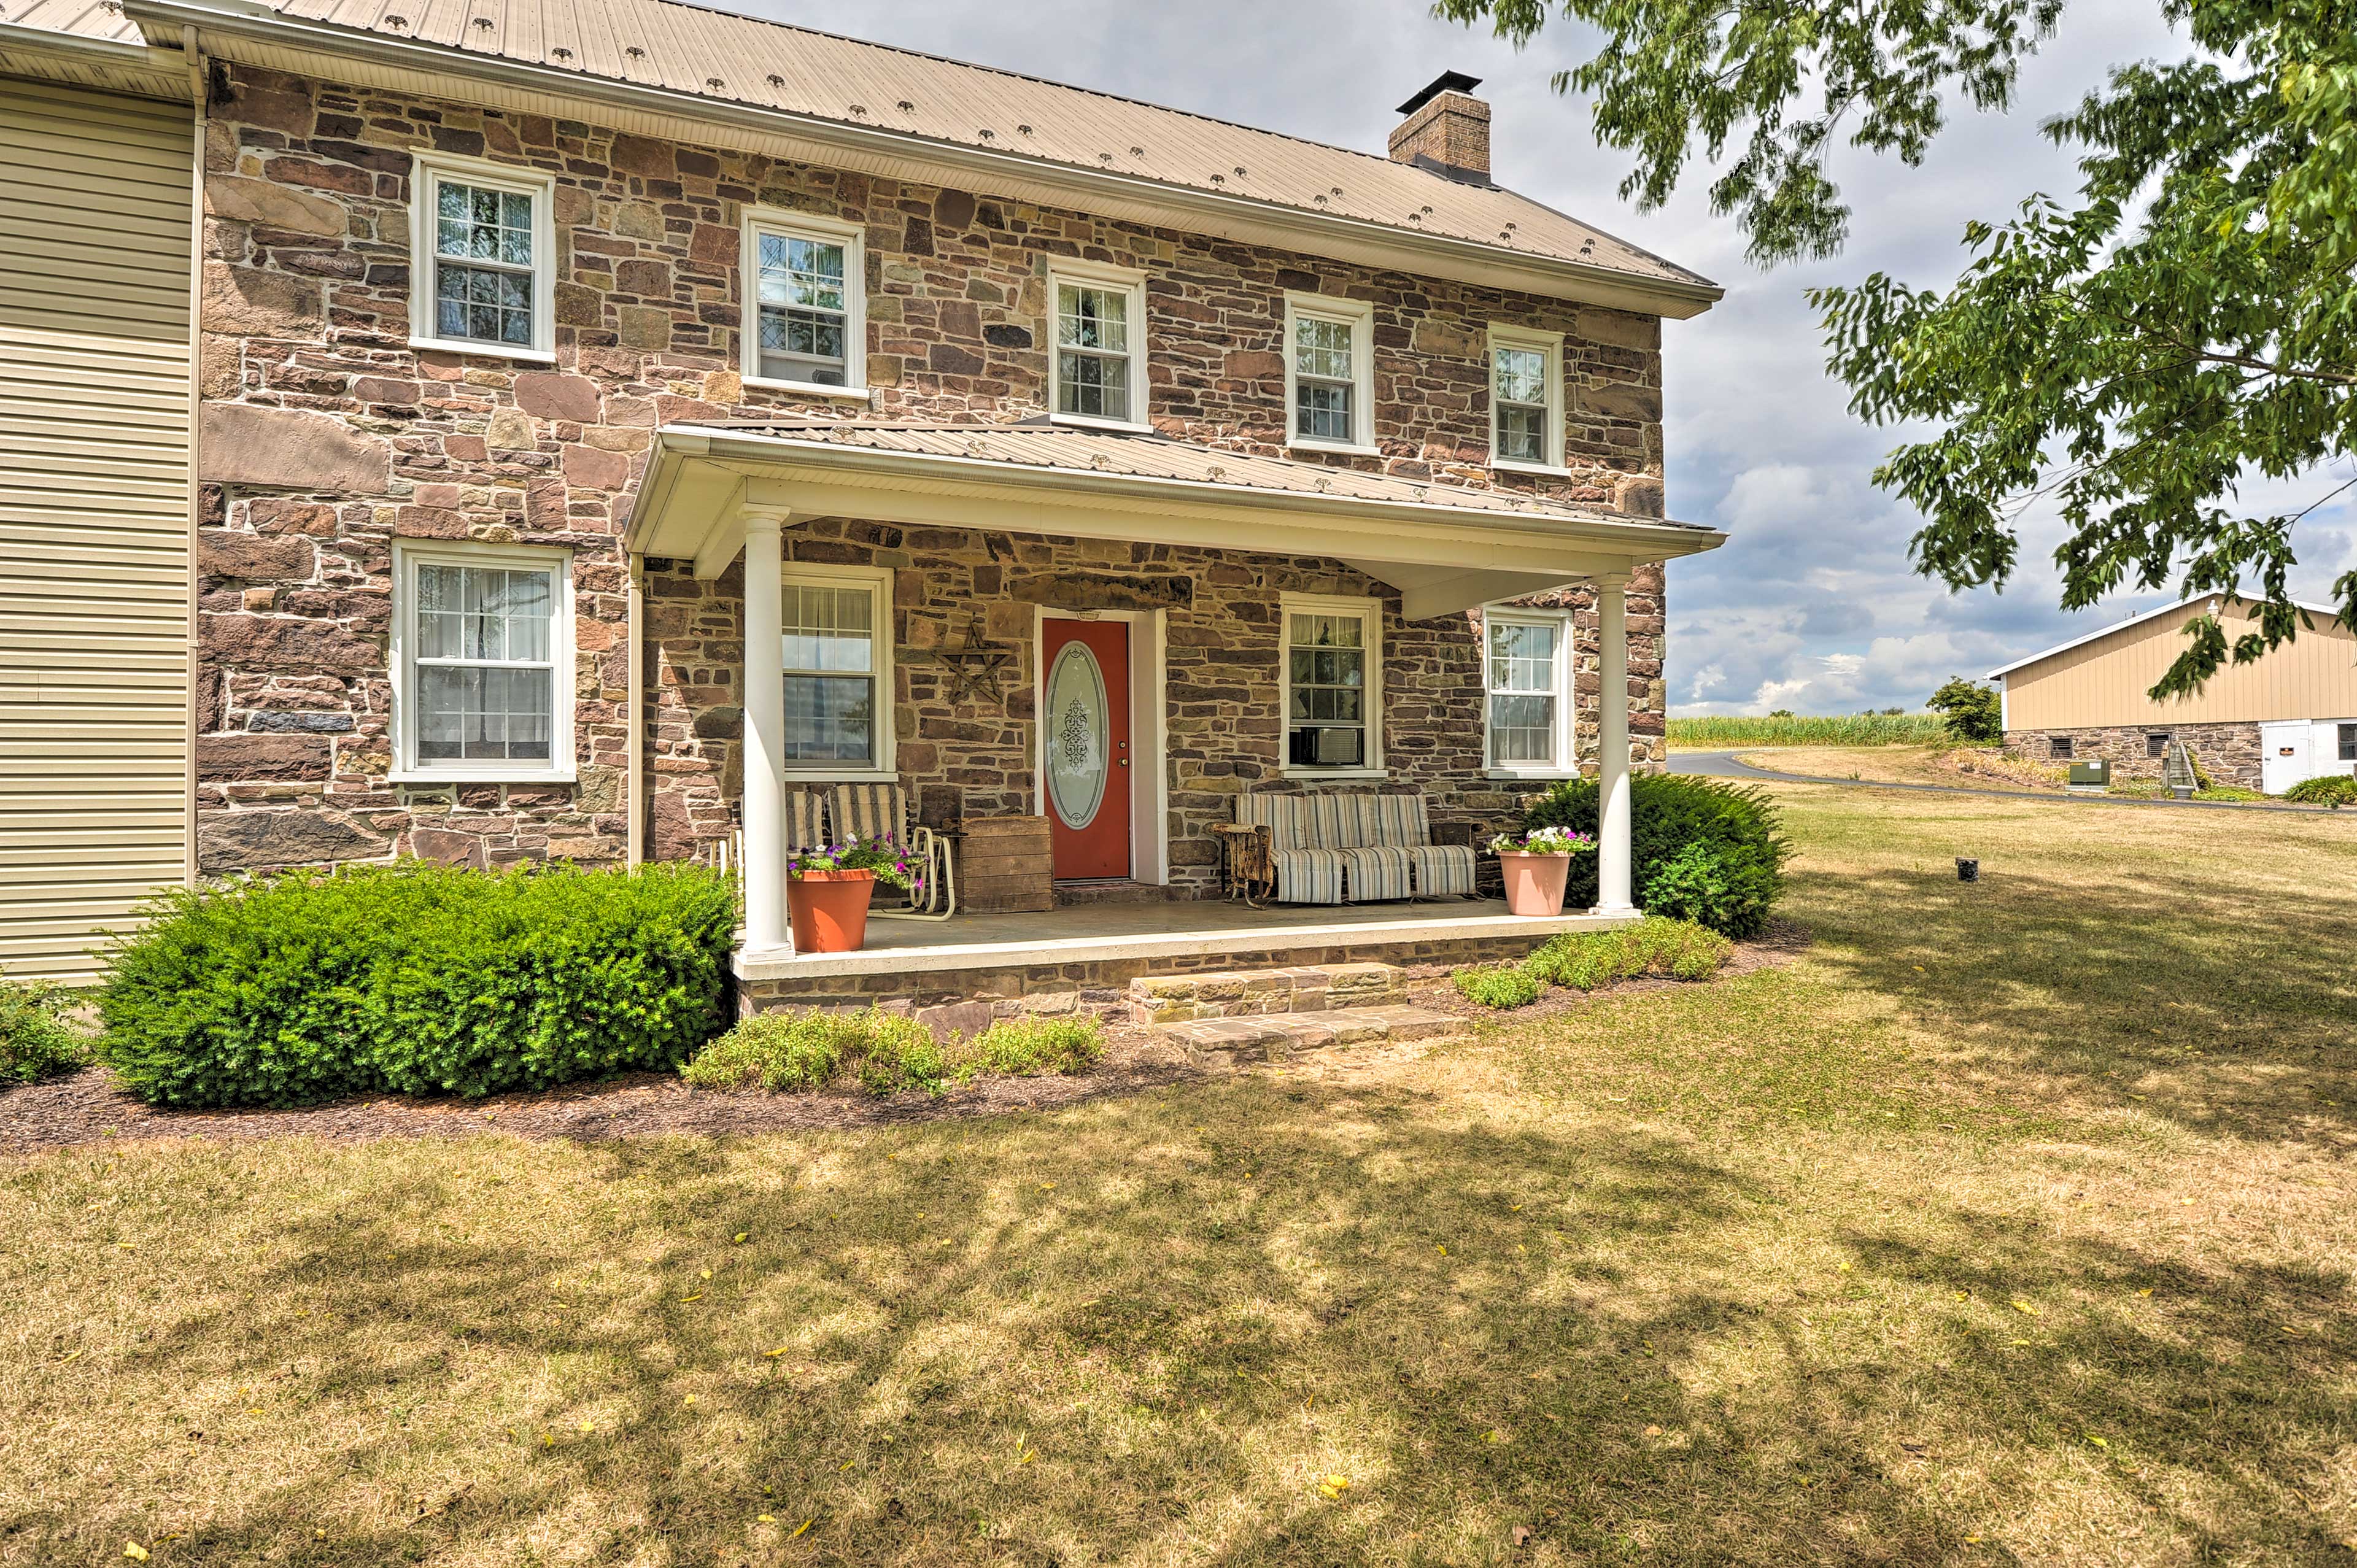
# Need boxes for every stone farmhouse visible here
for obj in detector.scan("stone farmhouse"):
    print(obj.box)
[2,0,1725,1018]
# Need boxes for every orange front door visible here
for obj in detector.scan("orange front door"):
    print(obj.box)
[1041,618,1132,879]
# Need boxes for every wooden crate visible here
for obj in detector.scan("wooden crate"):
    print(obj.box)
[951,814,1055,913]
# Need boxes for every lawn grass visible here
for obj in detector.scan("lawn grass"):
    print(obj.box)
[5,788,2355,1565]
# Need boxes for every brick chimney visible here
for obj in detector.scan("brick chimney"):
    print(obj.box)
[1388,71,1490,184]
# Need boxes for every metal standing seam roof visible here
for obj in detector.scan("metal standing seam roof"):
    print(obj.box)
[231,0,1711,295]
[1,0,147,42]
[679,419,1716,534]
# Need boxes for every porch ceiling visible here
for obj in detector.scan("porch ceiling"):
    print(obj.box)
[627,421,1724,620]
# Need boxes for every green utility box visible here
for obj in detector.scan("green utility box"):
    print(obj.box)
[2068,760,2111,787]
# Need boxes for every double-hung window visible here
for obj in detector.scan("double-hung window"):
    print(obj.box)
[1488,325,1564,470]
[2339,722,2356,762]
[408,152,555,360]
[392,543,573,782]
[1048,260,1148,428]
[1484,611,1574,774]
[741,209,867,394]
[1283,293,1375,452]
[780,564,894,776]
[1281,592,1383,773]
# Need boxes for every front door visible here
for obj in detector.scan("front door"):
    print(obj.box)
[1042,618,1132,879]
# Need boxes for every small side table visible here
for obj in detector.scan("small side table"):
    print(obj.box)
[1211,823,1274,907]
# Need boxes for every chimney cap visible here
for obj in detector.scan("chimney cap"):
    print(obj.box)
[1396,71,1484,118]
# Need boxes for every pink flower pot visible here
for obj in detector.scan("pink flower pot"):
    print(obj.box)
[1498,852,1573,917]
[786,869,877,953]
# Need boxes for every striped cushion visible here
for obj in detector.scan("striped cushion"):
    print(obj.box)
[1340,844,1415,902]
[785,791,827,851]
[1409,843,1480,898]
[829,782,906,847]
[1268,847,1347,905]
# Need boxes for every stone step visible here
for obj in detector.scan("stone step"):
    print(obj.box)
[1129,961,1403,1024]
[1158,1003,1461,1063]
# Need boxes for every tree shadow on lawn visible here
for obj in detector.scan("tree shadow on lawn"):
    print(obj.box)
[36,1077,2351,1566]
[1787,855,2357,1141]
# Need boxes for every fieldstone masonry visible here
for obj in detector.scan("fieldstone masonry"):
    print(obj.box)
[2003,722,2265,787]
[192,62,1670,877]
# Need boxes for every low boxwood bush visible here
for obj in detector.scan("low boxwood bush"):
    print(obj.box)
[682,1008,1107,1097]
[1525,917,1735,992]
[1453,966,1544,1009]
[963,1016,1107,1077]
[99,862,737,1107]
[1,981,96,1085]
[1522,774,1791,937]
[2285,775,2357,806]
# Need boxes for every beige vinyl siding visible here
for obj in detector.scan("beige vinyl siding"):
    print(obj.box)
[1,76,192,983]
[2005,598,2357,731]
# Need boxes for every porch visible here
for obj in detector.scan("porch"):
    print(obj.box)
[625,417,1727,997]
[732,895,1632,1021]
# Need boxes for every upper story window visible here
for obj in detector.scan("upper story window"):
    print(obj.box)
[1489,325,1565,471]
[1283,293,1376,453]
[1281,592,1384,775]
[408,152,556,361]
[390,541,574,783]
[1048,260,1148,430]
[741,209,867,396]
[781,562,896,779]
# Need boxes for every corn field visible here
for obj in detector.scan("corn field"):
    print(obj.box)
[1665,713,1953,748]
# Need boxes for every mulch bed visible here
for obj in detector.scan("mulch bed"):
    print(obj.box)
[0,923,1809,1155]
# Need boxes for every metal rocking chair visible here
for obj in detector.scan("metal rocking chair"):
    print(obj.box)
[827,782,956,921]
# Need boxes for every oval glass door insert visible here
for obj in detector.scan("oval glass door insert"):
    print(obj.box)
[1045,640,1110,830]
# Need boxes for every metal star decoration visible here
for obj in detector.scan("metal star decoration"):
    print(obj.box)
[924,617,1015,704]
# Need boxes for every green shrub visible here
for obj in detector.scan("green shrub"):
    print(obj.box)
[1,981,95,1085]
[1927,678,2003,744]
[1522,774,1790,937]
[99,862,737,1108]
[2284,775,2357,806]
[1527,917,1734,992]
[1453,966,1544,1008]
[683,1008,1107,1096]
[960,1016,1107,1077]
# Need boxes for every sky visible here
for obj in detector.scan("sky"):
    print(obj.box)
[731,0,2357,715]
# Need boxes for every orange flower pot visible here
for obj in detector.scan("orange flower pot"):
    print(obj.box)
[1498,852,1574,917]
[786,868,877,954]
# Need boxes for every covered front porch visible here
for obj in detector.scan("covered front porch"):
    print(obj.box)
[624,418,1725,997]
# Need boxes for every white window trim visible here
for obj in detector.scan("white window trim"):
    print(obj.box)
[779,560,897,783]
[1279,590,1385,779]
[740,207,869,398]
[1046,257,1151,433]
[389,540,576,784]
[1488,323,1568,474]
[407,150,559,363]
[1282,291,1378,456]
[1480,606,1579,780]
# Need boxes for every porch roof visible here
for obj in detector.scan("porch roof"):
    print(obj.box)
[629,420,1724,620]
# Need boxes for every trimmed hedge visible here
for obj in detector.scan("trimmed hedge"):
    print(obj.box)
[1522,774,1791,937]
[99,862,738,1107]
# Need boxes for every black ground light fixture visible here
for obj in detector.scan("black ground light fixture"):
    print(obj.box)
[1956,857,1980,882]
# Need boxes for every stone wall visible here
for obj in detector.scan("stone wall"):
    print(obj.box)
[644,525,1665,888]
[193,61,1671,874]
[2002,722,2264,787]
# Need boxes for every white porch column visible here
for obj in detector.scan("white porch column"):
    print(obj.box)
[740,509,789,952]
[1593,572,1638,916]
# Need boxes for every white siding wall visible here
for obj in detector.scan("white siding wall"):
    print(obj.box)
[0,77,192,982]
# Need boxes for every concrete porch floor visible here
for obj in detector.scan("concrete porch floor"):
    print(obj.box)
[733,897,1632,982]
